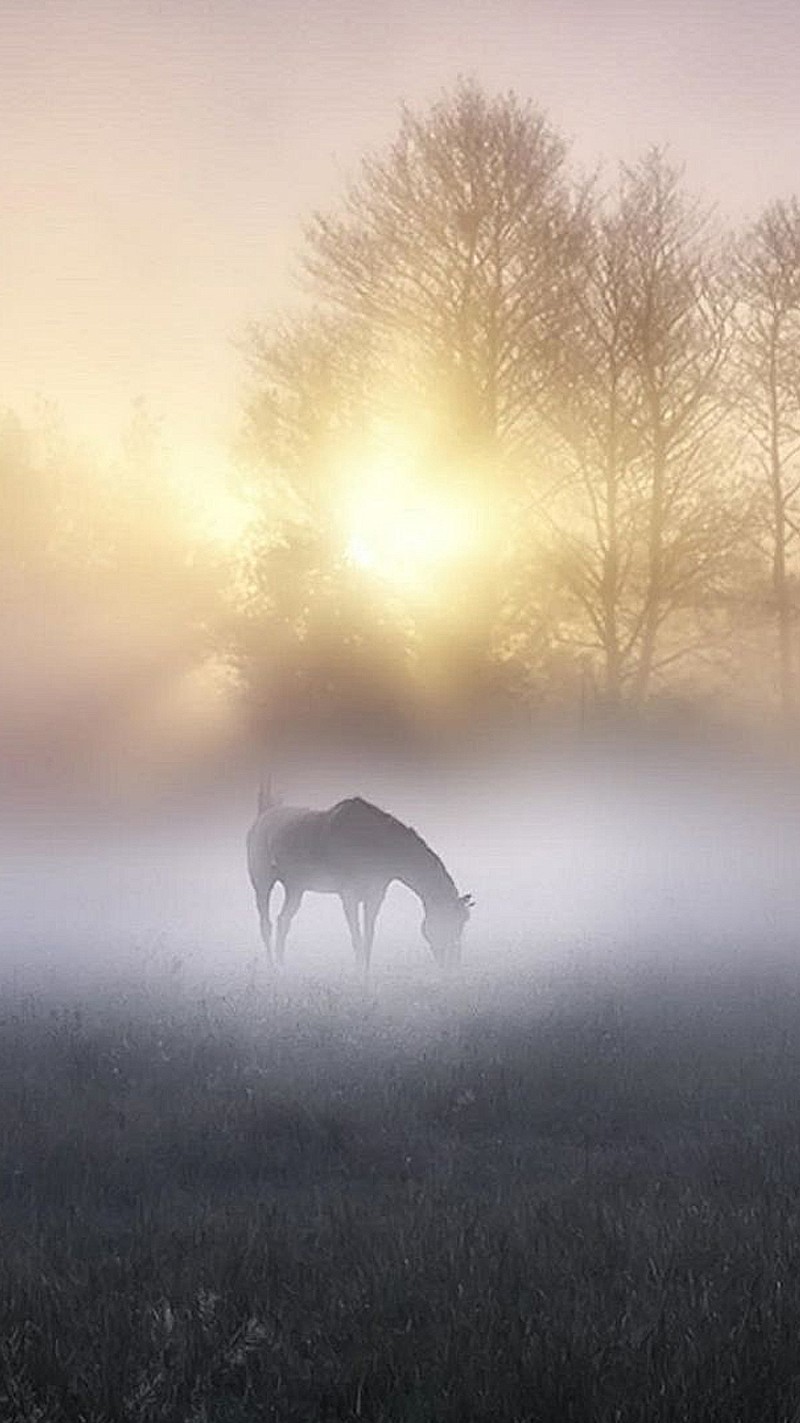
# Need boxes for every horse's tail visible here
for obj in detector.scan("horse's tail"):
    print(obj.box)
[258,773,279,814]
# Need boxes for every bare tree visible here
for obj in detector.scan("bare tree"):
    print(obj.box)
[735,198,800,723]
[238,310,374,528]
[541,151,737,708]
[236,81,588,732]
[303,77,585,463]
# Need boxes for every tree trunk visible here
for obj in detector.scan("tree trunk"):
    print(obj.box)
[768,321,794,725]
[600,377,623,706]
[633,427,667,706]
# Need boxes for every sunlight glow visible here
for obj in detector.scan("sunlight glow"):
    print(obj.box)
[103,655,241,797]
[340,431,483,599]
[168,449,256,550]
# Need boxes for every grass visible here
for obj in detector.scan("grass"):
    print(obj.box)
[2,957,800,1420]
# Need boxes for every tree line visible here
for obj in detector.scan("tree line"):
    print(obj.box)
[236,80,800,747]
[6,79,800,760]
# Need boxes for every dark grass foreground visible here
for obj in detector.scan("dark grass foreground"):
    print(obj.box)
[3,963,800,1421]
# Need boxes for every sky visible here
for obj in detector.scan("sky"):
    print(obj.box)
[3,0,800,474]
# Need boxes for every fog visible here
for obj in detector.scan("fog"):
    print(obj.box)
[3,733,800,1009]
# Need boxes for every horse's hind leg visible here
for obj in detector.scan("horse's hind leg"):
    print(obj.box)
[254,879,275,964]
[275,885,303,966]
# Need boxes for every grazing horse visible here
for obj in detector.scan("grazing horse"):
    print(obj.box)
[247,786,473,970]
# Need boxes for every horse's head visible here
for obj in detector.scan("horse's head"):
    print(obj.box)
[422,892,474,967]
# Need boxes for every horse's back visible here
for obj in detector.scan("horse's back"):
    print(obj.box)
[328,796,397,839]
[249,796,411,892]
[323,797,408,877]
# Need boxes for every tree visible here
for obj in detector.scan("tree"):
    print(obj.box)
[235,310,420,745]
[304,77,584,459]
[237,81,586,736]
[539,151,739,708]
[735,198,800,724]
[0,408,38,567]
[0,399,233,806]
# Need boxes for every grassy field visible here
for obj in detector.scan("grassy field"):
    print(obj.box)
[2,955,800,1421]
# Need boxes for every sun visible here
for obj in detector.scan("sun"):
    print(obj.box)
[345,494,472,588]
[339,433,481,598]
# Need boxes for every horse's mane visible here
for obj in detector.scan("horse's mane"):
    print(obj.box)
[332,797,454,886]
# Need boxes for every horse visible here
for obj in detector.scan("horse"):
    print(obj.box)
[246,785,473,971]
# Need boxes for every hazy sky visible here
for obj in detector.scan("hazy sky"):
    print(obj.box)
[3,0,799,468]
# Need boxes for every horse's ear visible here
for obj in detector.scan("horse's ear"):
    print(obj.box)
[258,774,273,813]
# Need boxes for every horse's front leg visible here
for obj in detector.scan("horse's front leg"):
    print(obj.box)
[361,887,387,974]
[275,885,303,966]
[340,892,366,970]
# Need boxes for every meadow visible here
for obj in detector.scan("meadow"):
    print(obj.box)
[2,951,800,1422]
